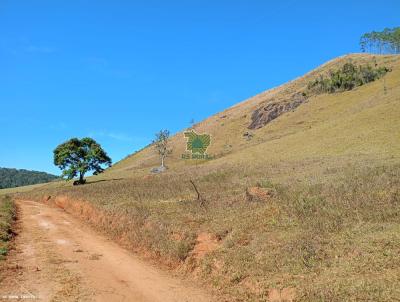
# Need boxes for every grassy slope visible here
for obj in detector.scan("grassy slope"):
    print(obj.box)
[106,54,399,180]
[6,53,400,301]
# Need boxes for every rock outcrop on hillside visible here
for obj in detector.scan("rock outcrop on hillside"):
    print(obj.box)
[248,92,307,129]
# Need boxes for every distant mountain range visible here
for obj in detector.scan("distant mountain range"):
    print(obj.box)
[0,167,59,189]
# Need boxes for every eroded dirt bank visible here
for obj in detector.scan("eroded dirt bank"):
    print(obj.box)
[0,200,213,302]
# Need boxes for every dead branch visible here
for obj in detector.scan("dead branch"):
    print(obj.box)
[189,179,206,207]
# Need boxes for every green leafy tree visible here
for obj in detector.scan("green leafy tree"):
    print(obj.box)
[53,138,111,184]
[360,27,400,54]
[153,130,172,168]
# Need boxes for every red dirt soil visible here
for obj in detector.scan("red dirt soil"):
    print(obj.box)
[0,200,213,302]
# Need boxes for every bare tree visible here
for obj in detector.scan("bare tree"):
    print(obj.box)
[153,130,172,169]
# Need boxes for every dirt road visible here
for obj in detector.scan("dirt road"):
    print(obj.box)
[0,200,213,302]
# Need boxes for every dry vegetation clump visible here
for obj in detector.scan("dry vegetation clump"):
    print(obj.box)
[0,196,16,261]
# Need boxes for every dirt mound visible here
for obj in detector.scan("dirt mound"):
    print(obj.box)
[191,233,220,259]
[245,187,276,202]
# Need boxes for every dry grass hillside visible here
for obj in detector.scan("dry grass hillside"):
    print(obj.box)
[4,53,400,301]
[98,53,400,186]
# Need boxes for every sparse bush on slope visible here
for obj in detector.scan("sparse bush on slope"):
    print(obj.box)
[307,62,389,94]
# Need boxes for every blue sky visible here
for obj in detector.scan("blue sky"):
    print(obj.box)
[1,1,399,175]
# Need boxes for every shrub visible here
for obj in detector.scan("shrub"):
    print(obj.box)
[0,195,16,260]
[308,63,390,94]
